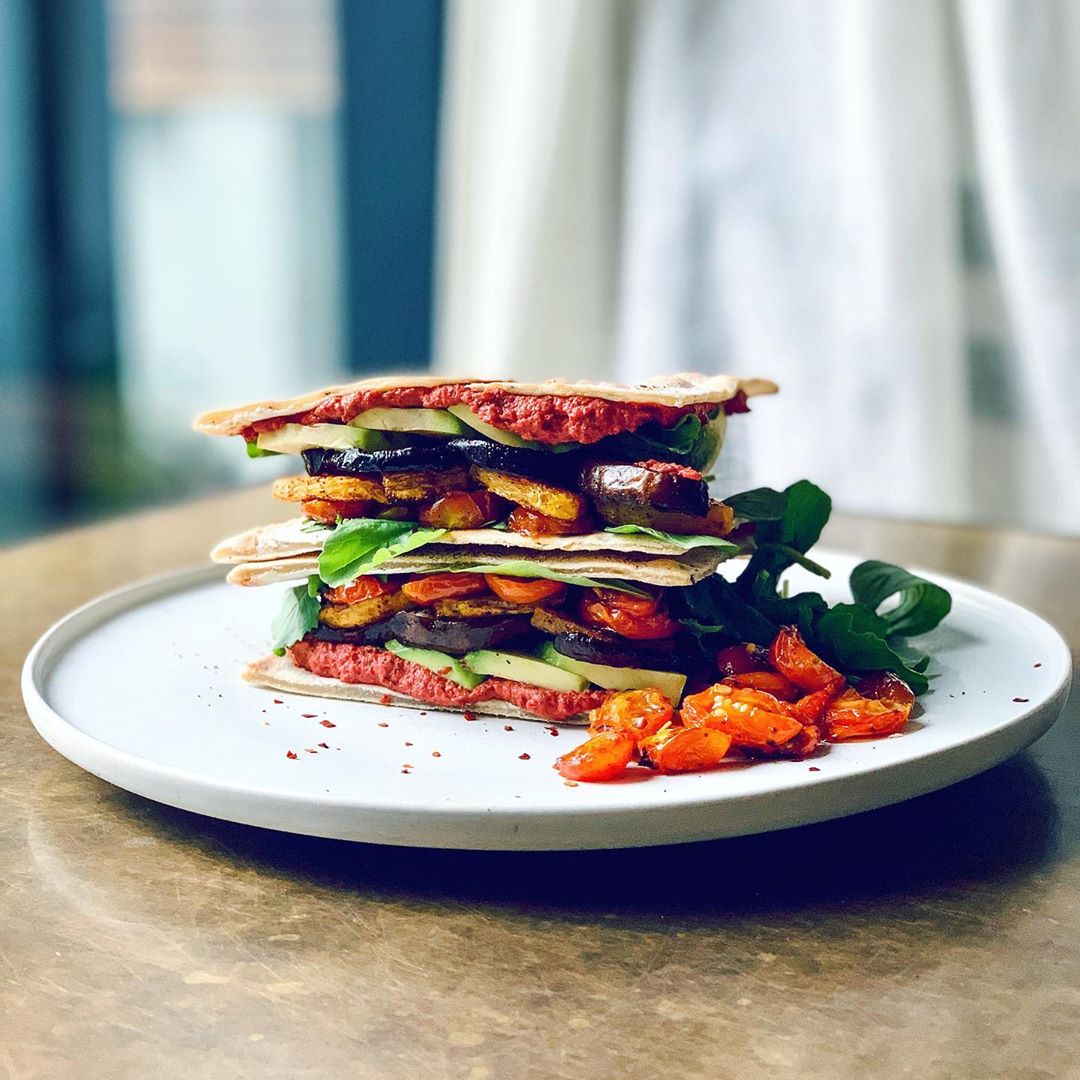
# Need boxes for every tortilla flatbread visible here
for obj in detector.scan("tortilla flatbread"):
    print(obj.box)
[225,543,735,588]
[243,653,591,725]
[211,517,737,565]
[193,372,777,437]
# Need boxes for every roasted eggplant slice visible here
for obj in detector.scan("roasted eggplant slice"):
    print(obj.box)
[579,462,710,521]
[447,438,574,485]
[383,610,533,655]
[552,631,695,673]
[309,621,399,646]
[303,444,465,476]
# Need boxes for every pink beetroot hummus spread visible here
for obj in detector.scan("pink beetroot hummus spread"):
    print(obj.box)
[290,640,611,722]
[245,386,743,445]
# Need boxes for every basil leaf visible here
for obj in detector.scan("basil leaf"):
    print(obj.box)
[813,603,931,694]
[604,525,741,554]
[270,582,320,650]
[318,518,446,587]
[741,479,832,584]
[246,441,279,458]
[723,487,787,523]
[673,575,780,646]
[433,561,648,595]
[597,413,722,471]
[850,560,952,638]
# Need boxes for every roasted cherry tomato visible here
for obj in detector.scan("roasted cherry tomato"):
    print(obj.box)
[587,688,674,740]
[824,671,914,741]
[400,572,489,605]
[791,679,845,724]
[418,489,505,530]
[483,574,567,605]
[579,588,679,640]
[639,726,732,774]
[769,626,842,691]
[323,576,399,605]
[724,670,801,701]
[506,506,596,537]
[302,499,371,524]
[857,670,916,707]
[680,684,804,751]
[554,730,635,782]
[715,643,769,677]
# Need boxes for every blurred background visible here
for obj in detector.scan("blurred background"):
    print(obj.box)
[2,0,1078,543]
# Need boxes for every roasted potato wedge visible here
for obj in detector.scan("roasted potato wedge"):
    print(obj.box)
[318,591,414,629]
[381,467,472,502]
[471,465,586,521]
[432,596,535,618]
[274,475,387,504]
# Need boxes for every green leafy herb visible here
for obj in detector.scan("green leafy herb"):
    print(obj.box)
[673,480,952,695]
[270,576,321,650]
[604,524,741,554]
[599,413,723,472]
[432,561,649,595]
[246,440,279,458]
[813,603,932,694]
[850,560,952,638]
[318,519,446,587]
[723,487,787,523]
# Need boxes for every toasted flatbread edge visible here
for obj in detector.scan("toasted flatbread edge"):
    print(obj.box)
[211,517,737,564]
[225,544,729,588]
[194,372,778,436]
[243,653,590,725]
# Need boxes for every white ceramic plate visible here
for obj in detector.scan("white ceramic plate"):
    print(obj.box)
[23,553,1072,850]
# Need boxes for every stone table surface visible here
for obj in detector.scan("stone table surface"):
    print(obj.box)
[1,488,1077,1080]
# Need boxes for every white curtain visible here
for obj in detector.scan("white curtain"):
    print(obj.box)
[437,0,1080,534]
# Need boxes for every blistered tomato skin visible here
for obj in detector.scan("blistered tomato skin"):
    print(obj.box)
[640,726,732,774]
[587,689,674,739]
[505,506,597,537]
[579,589,679,641]
[724,670,801,701]
[554,731,635,782]
[769,627,843,691]
[824,671,915,741]
[400,573,489,605]
[323,577,399,605]
[483,574,567,605]
[715,644,769,677]
[680,684,804,751]
[418,490,505,530]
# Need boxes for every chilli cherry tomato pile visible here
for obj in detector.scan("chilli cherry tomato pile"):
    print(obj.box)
[554,627,916,783]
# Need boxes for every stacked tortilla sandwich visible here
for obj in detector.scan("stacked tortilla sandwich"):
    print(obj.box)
[195,373,776,723]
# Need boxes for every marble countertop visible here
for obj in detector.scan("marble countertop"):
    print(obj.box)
[2,488,1077,1079]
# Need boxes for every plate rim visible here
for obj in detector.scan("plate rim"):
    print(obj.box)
[21,554,1074,849]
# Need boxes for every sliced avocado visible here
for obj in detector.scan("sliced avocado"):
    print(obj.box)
[537,642,687,705]
[350,407,465,436]
[463,649,588,692]
[256,423,388,454]
[385,640,487,689]
[446,405,541,449]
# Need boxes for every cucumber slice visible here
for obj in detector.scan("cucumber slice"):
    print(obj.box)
[350,407,466,436]
[463,649,588,692]
[256,424,387,454]
[537,642,687,705]
[446,405,541,449]
[385,640,487,689]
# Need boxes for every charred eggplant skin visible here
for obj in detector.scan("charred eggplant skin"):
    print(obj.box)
[303,444,465,476]
[309,612,532,654]
[579,462,710,521]
[447,438,575,485]
[551,631,695,673]
[384,611,533,655]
